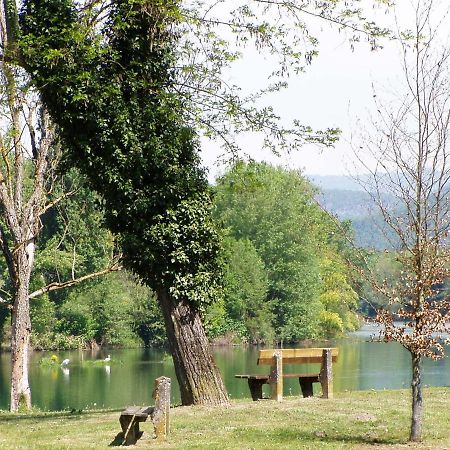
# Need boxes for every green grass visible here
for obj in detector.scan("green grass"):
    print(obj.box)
[0,388,449,449]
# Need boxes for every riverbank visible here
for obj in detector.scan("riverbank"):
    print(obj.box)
[0,388,448,449]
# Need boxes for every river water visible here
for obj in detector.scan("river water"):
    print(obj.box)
[0,325,448,411]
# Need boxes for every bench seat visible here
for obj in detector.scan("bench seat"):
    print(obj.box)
[235,373,320,400]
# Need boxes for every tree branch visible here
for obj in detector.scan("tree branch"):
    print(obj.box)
[41,190,77,215]
[28,263,122,299]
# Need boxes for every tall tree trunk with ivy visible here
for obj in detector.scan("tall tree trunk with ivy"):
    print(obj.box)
[19,0,229,405]
[158,288,228,405]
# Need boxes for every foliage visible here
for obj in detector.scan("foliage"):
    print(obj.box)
[0,164,151,351]
[19,0,223,310]
[131,293,167,348]
[358,251,401,316]
[31,332,84,352]
[205,236,273,343]
[173,0,393,155]
[31,272,152,350]
[30,295,56,335]
[17,0,393,162]
[25,169,131,349]
[38,355,60,367]
[318,256,359,337]
[214,161,358,342]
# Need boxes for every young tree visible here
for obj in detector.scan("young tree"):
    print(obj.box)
[355,1,450,440]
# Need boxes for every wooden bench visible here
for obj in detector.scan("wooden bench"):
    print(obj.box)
[235,348,338,402]
[119,376,170,445]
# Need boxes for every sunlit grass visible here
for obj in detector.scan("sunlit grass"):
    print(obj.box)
[0,388,448,449]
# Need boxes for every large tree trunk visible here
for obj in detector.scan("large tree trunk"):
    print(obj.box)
[157,287,229,406]
[10,248,33,412]
[410,352,423,442]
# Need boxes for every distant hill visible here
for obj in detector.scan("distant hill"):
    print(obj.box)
[309,175,395,250]
[308,175,365,192]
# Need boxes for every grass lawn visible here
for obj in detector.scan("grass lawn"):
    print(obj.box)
[0,388,449,449]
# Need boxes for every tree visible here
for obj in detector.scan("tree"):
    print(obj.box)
[30,168,122,350]
[19,0,228,406]
[214,161,358,341]
[0,69,53,412]
[177,0,392,154]
[0,2,120,411]
[205,236,273,343]
[354,1,450,440]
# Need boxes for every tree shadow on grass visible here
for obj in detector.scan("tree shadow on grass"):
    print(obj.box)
[240,428,404,447]
[0,407,122,422]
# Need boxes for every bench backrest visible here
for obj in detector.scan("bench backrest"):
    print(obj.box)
[257,348,339,365]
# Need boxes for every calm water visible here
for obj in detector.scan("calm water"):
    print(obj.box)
[0,325,449,411]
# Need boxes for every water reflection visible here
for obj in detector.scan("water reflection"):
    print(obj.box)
[0,328,448,411]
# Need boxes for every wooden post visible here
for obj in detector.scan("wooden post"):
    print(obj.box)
[151,376,171,439]
[319,348,333,399]
[269,351,283,402]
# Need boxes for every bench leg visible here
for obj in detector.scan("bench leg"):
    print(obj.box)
[320,348,333,399]
[120,416,140,445]
[248,379,265,401]
[299,379,314,398]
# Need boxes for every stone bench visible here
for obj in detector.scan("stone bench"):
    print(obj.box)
[235,348,338,401]
[119,376,170,445]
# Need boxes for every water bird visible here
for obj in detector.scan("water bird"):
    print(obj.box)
[61,358,70,366]
[104,355,111,362]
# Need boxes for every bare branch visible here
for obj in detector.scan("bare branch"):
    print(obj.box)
[29,262,122,300]
[41,190,77,215]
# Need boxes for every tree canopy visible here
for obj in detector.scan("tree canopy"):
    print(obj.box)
[213,161,359,342]
[20,0,222,308]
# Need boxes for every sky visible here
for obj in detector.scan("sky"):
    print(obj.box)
[199,1,449,182]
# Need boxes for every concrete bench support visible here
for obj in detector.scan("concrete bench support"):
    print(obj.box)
[319,348,333,399]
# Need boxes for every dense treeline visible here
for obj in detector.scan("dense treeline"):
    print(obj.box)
[0,162,361,349]
[0,167,157,350]
[209,162,360,344]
